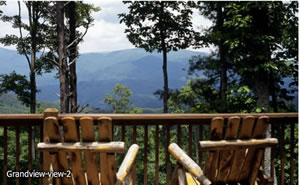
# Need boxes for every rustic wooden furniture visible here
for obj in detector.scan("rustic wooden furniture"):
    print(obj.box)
[38,112,139,185]
[168,116,278,185]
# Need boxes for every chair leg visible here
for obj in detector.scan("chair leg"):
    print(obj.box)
[168,164,180,185]
[257,169,274,185]
[178,168,188,185]
[124,170,133,185]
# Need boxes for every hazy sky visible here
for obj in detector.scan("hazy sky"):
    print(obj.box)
[0,1,213,53]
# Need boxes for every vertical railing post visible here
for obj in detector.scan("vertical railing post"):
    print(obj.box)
[198,125,203,168]
[28,126,33,185]
[144,125,148,185]
[121,125,126,159]
[290,123,295,185]
[166,125,171,182]
[177,125,181,146]
[132,126,137,185]
[188,125,193,157]
[155,125,159,185]
[4,126,7,185]
[280,123,285,185]
[16,126,20,185]
[42,108,58,185]
[271,123,275,178]
[39,125,43,185]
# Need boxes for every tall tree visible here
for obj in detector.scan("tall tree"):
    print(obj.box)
[44,1,99,113]
[191,2,232,112]
[119,1,196,113]
[0,1,53,113]
[65,2,99,113]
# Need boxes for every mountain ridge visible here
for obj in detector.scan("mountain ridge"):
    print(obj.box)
[0,47,204,108]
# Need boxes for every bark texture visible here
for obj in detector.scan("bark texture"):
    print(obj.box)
[216,4,227,113]
[56,1,69,113]
[68,1,78,113]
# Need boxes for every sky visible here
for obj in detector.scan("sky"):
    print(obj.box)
[0,1,213,54]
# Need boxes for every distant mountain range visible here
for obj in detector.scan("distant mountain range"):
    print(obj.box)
[0,48,207,109]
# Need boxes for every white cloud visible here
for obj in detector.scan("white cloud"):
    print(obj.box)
[79,19,134,53]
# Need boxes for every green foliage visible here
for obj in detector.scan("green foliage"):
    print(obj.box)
[104,83,142,113]
[0,71,31,106]
[168,78,264,113]
[119,1,197,53]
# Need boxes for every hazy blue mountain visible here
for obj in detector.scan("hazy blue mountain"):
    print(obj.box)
[0,47,297,110]
[0,47,205,109]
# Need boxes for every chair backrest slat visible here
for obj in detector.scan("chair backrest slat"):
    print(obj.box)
[227,116,256,182]
[44,117,73,185]
[80,117,100,185]
[98,117,117,185]
[216,116,240,182]
[204,117,224,181]
[62,117,87,185]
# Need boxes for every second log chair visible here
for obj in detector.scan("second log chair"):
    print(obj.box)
[168,116,278,185]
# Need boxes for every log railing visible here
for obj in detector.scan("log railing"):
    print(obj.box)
[0,111,298,185]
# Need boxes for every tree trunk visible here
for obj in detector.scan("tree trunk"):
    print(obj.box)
[68,1,77,113]
[159,2,168,114]
[254,72,270,111]
[270,73,278,112]
[29,70,36,113]
[162,46,168,113]
[254,70,272,178]
[27,1,37,114]
[216,3,227,113]
[56,1,69,113]
[29,2,38,161]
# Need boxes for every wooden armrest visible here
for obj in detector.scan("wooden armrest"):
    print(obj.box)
[116,144,139,185]
[37,142,125,153]
[168,143,211,185]
[199,138,278,151]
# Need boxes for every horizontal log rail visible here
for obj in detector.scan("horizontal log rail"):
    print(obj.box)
[0,112,298,185]
[0,112,297,125]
